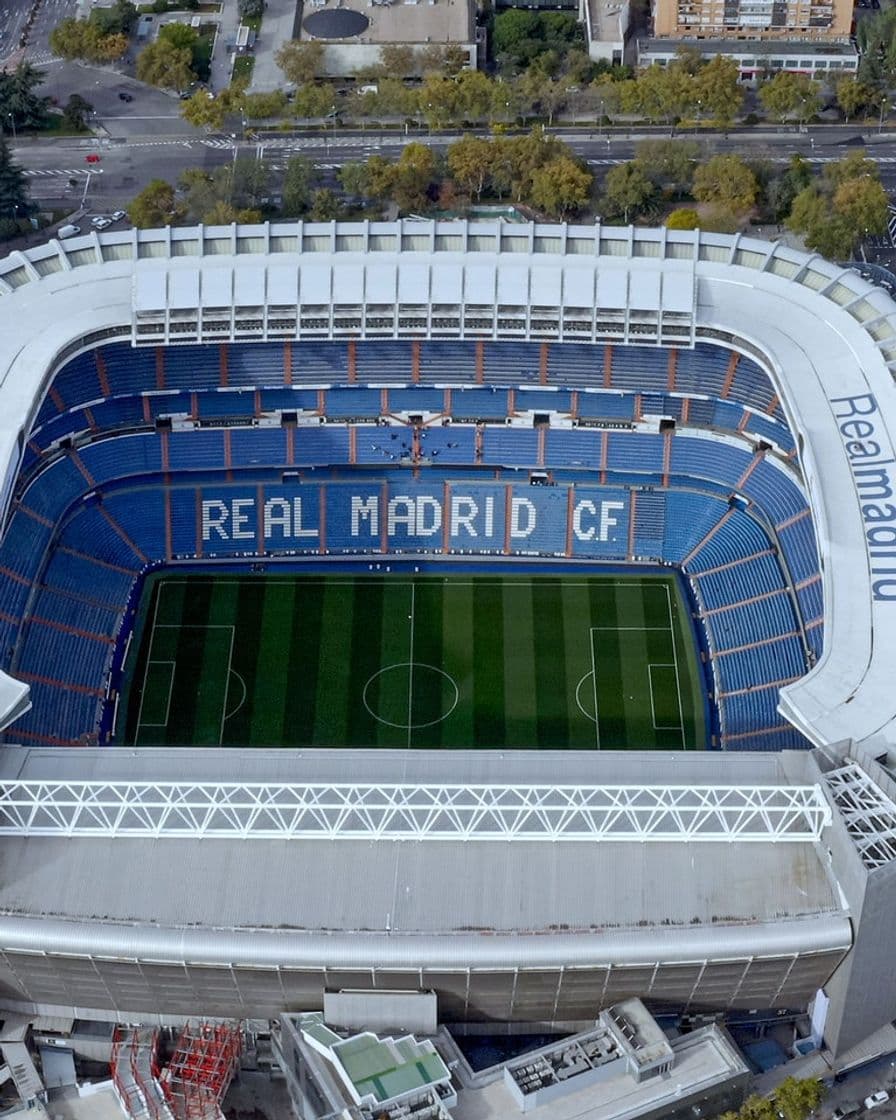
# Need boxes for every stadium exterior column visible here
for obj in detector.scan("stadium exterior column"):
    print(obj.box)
[219,345,229,388]
[154,348,165,391]
[411,340,421,383]
[603,345,613,388]
[539,343,549,385]
[284,342,292,385]
[475,341,484,384]
[667,348,678,391]
[286,427,295,466]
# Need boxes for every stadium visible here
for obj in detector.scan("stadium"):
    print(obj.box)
[0,220,894,1067]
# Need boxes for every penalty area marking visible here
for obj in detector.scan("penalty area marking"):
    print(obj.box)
[575,671,597,724]
[137,660,175,728]
[224,670,247,722]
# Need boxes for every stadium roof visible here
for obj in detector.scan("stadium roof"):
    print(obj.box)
[0,221,895,754]
[0,747,851,966]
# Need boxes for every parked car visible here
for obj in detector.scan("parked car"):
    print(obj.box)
[864,1091,890,1110]
[85,154,101,164]
[90,215,107,226]
[118,91,133,102]
[94,217,112,229]
[111,210,126,222]
[830,1103,860,1120]
[57,224,80,239]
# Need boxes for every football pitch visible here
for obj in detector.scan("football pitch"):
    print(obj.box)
[119,573,707,750]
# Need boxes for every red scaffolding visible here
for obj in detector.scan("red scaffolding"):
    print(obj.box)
[159,1021,243,1120]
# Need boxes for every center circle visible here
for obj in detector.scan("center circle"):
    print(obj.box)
[363,662,459,730]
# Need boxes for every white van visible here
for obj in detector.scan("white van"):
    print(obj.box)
[57,224,81,239]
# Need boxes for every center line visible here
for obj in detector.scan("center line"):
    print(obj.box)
[407,582,415,748]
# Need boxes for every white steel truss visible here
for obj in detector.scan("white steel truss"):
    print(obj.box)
[0,781,830,842]
[824,763,896,869]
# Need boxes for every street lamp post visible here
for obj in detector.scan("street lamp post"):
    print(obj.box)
[6,114,15,143]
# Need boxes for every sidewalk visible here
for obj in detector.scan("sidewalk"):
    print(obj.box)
[209,0,241,93]
[248,0,299,93]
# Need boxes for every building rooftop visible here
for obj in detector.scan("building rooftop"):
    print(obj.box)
[453,1023,749,1120]
[298,0,474,46]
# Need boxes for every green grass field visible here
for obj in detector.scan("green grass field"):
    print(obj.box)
[119,573,707,750]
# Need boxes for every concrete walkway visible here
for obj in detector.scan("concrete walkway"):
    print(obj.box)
[209,0,242,93]
[248,0,299,92]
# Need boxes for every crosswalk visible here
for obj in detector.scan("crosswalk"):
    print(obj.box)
[22,168,98,176]
[24,168,100,177]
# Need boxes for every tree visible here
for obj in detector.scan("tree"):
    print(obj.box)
[227,156,270,210]
[633,138,699,197]
[530,155,592,217]
[290,82,334,119]
[338,162,370,201]
[379,44,415,79]
[128,178,184,228]
[758,72,821,123]
[738,1095,778,1120]
[0,135,29,222]
[601,161,655,222]
[202,200,262,224]
[241,90,287,120]
[0,63,49,131]
[773,1077,825,1120]
[238,0,264,18]
[665,207,699,229]
[275,40,325,85]
[136,38,195,91]
[282,155,315,216]
[309,187,341,220]
[833,174,888,241]
[49,16,127,62]
[181,89,228,130]
[824,149,879,188]
[61,93,93,131]
[447,135,493,199]
[389,142,437,211]
[692,154,758,214]
[89,0,137,35]
[765,154,812,221]
[693,54,742,126]
[836,77,874,122]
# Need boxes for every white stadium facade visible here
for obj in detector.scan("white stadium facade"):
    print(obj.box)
[0,221,894,1063]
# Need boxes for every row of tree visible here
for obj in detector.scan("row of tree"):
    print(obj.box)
[49,0,136,64]
[722,1076,824,1120]
[595,140,887,256]
[128,130,596,227]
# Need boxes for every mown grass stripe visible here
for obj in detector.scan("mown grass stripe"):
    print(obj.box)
[441,579,475,748]
[249,580,298,746]
[502,581,538,747]
[472,579,505,746]
[532,581,568,748]
[281,578,324,745]
[561,581,595,749]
